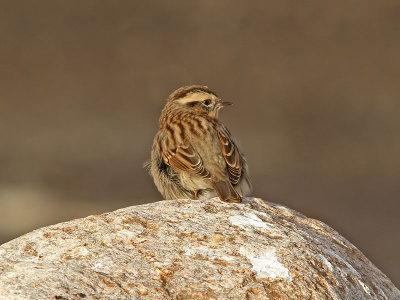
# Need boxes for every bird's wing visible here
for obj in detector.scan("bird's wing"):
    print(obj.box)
[161,136,211,179]
[217,125,242,185]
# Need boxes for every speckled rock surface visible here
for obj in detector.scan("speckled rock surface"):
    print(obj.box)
[0,197,398,299]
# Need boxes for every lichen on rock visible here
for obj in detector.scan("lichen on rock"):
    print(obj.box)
[0,197,398,299]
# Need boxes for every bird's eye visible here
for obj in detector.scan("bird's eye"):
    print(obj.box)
[203,99,212,106]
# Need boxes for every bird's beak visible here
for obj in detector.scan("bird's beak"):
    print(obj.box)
[218,100,233,108]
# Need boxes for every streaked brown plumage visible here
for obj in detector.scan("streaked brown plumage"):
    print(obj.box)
[147,85,251,203]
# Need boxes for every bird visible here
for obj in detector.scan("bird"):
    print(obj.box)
[147,85,251,203]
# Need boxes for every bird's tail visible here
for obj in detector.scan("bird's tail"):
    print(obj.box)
[212,181,242,203]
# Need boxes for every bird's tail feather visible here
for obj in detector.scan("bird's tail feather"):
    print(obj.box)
[212,181,242,203]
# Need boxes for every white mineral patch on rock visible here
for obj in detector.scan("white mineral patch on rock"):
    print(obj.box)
[240,246,291,281]
[358,279,371,295]
[80,247,89,256]
[229,212,273,231]
[116,229,139,239]
[91,262,104,270]
[318,254,333,272]
[327,250,359,276]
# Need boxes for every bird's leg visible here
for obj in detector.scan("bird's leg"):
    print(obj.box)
[194,190,199,200]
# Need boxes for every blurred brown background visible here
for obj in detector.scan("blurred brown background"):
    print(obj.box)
[1,0,399,285]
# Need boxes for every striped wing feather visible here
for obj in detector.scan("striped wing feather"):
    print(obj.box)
[162,140,211,179]
[217,126,242,185]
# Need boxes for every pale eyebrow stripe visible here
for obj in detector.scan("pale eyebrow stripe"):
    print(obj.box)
[177,92,214,104]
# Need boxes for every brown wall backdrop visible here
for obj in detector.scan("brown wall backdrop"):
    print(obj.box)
[1,0,399,285]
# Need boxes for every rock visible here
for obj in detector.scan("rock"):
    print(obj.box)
[0,197,398,299]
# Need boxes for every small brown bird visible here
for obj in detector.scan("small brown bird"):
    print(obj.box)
[148,85,251,203]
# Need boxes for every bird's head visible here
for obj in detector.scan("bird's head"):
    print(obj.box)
[167,85,232,118]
